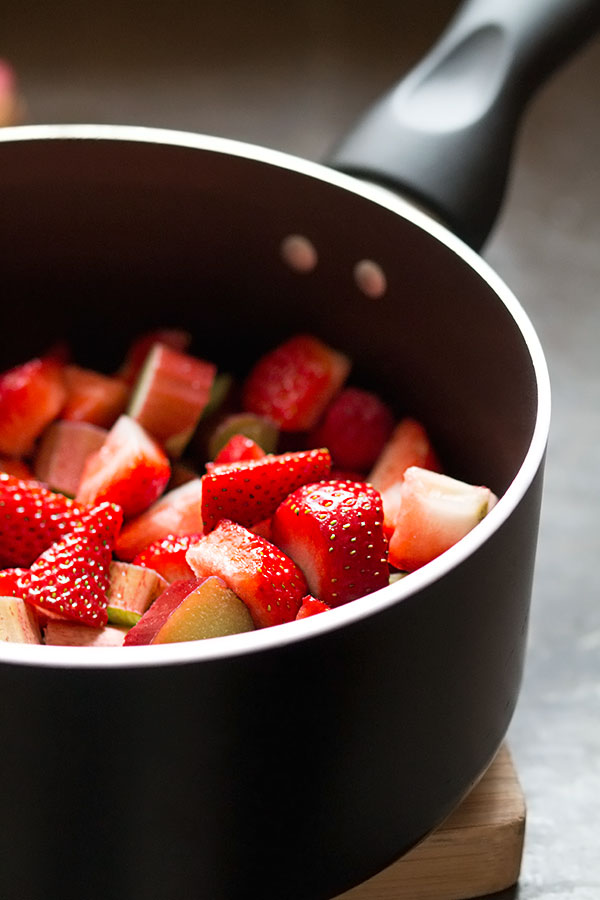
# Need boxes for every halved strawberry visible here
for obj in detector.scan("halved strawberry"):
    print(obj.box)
[271,480,389,607]
[0,472,111,568]
[128,344,216,456]
[61,365,129,428]
[0,357,66,456]
[200,447,331,533]
[368,418,442,535]
[368,417,441,492]
[207,433,266,471]
[295,595,331,619]
[117,328,192,385]
[186,519,307,627]
[114,477,204,561]
[132,533,203,583]
[23,502,123,627]
[76,415,171,519]
[308,387,395,471]
[387,467,497,571]
[242,334,351,431]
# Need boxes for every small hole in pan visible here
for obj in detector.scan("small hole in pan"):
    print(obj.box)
[354,259,387,299]
[280,234,318,273]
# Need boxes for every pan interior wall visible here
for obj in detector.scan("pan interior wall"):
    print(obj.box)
[0,137,539,494]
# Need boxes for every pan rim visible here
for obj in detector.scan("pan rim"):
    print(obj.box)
[0,123,551,669]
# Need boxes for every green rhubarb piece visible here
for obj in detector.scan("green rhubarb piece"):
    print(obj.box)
[207,412,279,460]
[107,607,142,628]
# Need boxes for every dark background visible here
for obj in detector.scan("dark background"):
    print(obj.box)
[2,1,599,897]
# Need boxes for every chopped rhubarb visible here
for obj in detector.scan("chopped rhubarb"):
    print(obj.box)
[128,344,216,456]
[124,575,255,645]
[61,365,129,428]
[117,328,192,385]
[105,561,168,625]
[43,622,128,646]
[0,596,42,643]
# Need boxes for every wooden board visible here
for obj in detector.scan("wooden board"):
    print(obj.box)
[335,744,526,900]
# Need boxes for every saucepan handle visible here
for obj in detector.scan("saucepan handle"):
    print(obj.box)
[328,0,600,249]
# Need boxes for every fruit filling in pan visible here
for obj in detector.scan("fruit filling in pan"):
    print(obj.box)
[0,331,496,646]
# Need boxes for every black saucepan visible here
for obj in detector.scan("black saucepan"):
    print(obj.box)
[0,2,597,899]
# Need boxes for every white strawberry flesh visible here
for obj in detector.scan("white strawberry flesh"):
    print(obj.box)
[388,466,498,571]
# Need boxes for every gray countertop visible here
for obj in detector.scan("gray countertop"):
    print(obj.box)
[2,1,599,897]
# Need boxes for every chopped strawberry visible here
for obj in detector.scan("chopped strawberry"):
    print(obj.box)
[207,433,266,471]
[295,595,331,619]
[0,357,66,456]
[117,328,192,385]
[127,344,216,456]
[242,334,351,431]
[368,418,442,535]
[0,456,33,479]
[114,478,204,561]
[61,365,129,428]
[0,472,114,568]
[200,447,331,533]
[133,533,203,583]
[0,567,29,597]
[308,387,394,471]
[186,519,307,627]
[271,480,389,607]
[76,415,171,519]
[368,417,441,492]
[23,502,123,627]
[387,467,497,571]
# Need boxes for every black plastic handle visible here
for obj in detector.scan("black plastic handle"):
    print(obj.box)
[329,0,600,249]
